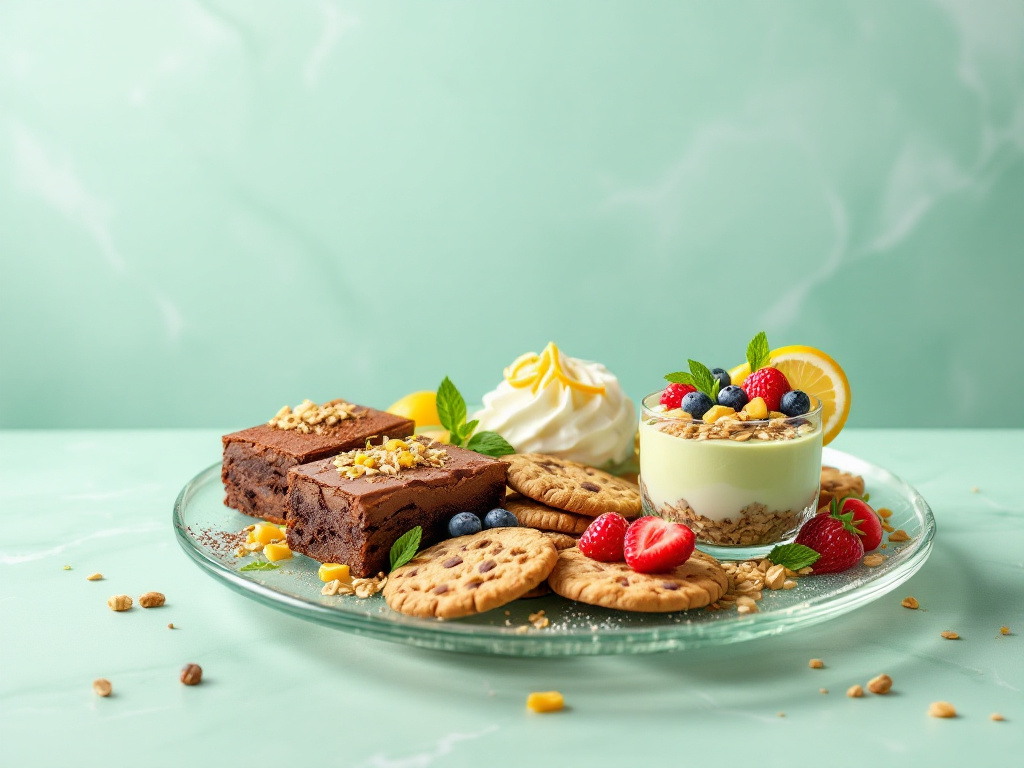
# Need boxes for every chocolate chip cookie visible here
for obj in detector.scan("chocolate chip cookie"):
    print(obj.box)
[547,548,727,612]
[383,528,558,619]
[501,453,641,518]
[506,494,593,535]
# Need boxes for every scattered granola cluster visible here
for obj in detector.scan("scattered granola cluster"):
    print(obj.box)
[268,399,362,434]
[321,572,387,598]
[333,436,448,479]
[707,557,809,612]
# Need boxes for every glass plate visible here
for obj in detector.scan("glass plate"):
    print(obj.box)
[173,447,935,656]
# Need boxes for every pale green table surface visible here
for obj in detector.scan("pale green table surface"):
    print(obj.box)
[1,429,1021,767]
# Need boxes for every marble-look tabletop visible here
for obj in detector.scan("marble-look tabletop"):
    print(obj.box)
[1,429,1021,767]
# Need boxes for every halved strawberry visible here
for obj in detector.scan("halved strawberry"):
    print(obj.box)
[832,496,883,552]
[579,512,629,562]
[623,516,695,573]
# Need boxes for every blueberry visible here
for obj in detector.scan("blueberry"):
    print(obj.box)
[681,391,714,420]
[780,390,811,417]
[448,511,482,537]
[711,368,732,391]
[717,385,748,411]
[483,507,519,529]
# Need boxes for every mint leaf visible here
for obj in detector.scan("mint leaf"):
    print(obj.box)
[389,525,422,571]
[436,377,467,442]
[466,430,516,457]
[240,560,280,572]
[462,419,479,440]
[664,372,696,386]
[746,331,771,372]
[687,359,718,398]
[768,543,820,571]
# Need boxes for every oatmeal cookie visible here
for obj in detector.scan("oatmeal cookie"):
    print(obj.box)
[501,453,641,518]
[506,494,593,534]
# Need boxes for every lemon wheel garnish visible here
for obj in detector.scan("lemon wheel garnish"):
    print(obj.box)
[730,345,850,446]
[386,391,441,428]
[503,342,606,395]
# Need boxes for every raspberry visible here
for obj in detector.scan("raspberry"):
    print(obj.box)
[742,367,791,412]
[579,513,629,562]
[660,383,696,410]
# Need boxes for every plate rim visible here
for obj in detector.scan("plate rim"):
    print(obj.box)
[173,446,936,655]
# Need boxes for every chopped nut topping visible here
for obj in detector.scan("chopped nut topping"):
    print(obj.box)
[901,596,920,609]
[268,399,362,434]
[928,701,956,718]
[107,594,132,612]
[888,529,911,542]
[321,572,386,598]
[867,674,893,695]
[334,436,448,479]
[529,610,550,629]
[656,413,815,443]
[809,658,824,669]
[863,554,886,567]
[847,684,864,698]
[940,631,959,640]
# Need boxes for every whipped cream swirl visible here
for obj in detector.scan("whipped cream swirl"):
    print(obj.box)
[472,343,636,468]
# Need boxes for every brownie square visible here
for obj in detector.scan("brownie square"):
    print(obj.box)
[222,406,414,524]
[287,443,507,577]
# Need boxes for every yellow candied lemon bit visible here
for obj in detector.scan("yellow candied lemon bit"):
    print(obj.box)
[397,452,417,468]
[526,691,565,713]
[264,542,292,562]
[702,405,736,423]
[504,342,606,396]
[743,397,768,419]
[385,438,409,451]
[318,563,350,583]
[251,523,286,545]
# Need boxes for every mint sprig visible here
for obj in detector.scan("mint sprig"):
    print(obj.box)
[768,543,820,571]
[746,331,771,372]
[436,377,515,457]
[240,560,280,572]
[665,359,720,400]
[389,525,422,571]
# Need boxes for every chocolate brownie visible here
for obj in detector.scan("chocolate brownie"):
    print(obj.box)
[287,442,507,577]
[222,405,414,524]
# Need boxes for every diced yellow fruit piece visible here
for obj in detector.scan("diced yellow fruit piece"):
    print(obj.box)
[384,438,407,451]
[318,563,350,583]
[397,452,417,468]
[362,457,377,469]
[354,453,368,465]
[744,397,768,419]
[703,405,736,423]
[252,522,286,545]
[526,691,564,713]
[263,542,292,562]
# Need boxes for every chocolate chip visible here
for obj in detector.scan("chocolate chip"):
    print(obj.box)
[581,482,601,493]
[407,569,418,577]
[433,584,449,594]
[618,577,629,586]
[466,581,482,590]
[662,582,680,590]
[442,557,463,569]
[479,560,496,573]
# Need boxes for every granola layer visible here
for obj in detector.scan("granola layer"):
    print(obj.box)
[655,499,809,547]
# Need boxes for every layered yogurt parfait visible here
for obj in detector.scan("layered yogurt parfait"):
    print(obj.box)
[639,332,842,558]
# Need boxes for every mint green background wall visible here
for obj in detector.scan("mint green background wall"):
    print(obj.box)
[2,1,1023,429]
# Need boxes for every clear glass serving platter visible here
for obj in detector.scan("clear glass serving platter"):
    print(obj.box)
[173,447,934,656]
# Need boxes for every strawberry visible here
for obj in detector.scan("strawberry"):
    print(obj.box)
[742,367,791,412]
[832,496,883,552]
[660,382,697,410]
[795,506,865,574]
[623,516,695,573]
[579,512,629,562]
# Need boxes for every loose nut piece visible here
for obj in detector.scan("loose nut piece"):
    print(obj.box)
[765,564,786,590]
[809,658,824,669]
[940,631,959,640]
[107,595,132,612]
[928,701,956,718]
[167,623,175,630]
[888,529,911,542]
[1000,626,1011,635]
[86,573,103,581]
[863,554,885,567]
[867,674,893,695]
[138,591,165,608]
[820,688,828,694]
[180,664,202,686]
[92,678,112,697]
[901,596,920,609]
[847,684,865,698]
[991,713,1005,722]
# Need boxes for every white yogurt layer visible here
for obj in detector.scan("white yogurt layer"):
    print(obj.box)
[639,420,822,522]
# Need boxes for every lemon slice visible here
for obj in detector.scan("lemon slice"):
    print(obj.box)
[386,391,441,428]
[730,345,851,446]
